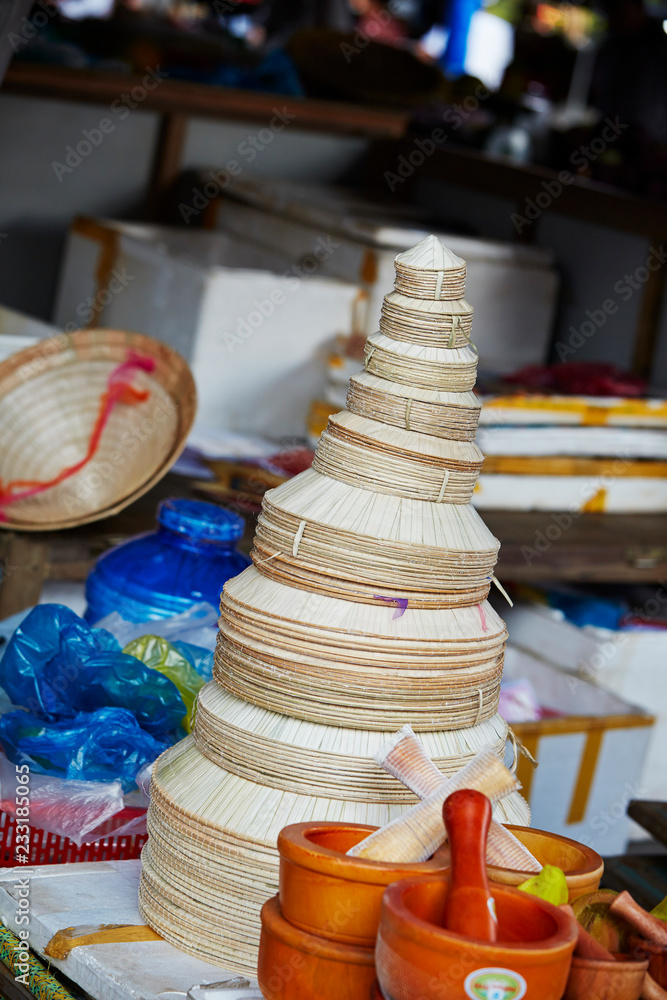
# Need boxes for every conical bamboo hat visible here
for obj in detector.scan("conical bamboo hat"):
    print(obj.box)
[347,371,481,440]
[253,468,498,606]
[380,291,474,348]
[364,332,478,391]
[194,682,509,800]
[0,329,195,531]
[222,566,505,647]
[394,236,466,299]
[313,411,484,502]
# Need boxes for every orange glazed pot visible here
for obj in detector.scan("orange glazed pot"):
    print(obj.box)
[278,822,449,947]
[376,875,577,1000]
[488,825,604,903]
[562,954,649,1000]
[258,895,376,1000]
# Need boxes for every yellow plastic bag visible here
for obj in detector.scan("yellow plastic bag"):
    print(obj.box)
[123,635,205,733]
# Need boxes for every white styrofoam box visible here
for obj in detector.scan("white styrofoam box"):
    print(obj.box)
[211,178,559,373]
[0,860,259,1000]
[54,219,361,438]
[505,603,667,803]
[472,474,667,512]
[0,305,54,359]
[503,644,653,855]
[476,426,667,459]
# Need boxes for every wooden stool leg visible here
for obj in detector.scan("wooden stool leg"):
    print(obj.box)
[0,533,50,620]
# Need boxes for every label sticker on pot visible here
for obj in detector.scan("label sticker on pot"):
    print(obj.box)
[464,967,527,1000]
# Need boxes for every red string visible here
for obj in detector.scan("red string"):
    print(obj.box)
[0,351,156,512]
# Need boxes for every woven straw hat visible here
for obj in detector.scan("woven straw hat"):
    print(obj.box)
[0,329,196,530]
[364,332,478,392]
[347,371,481,441]
[253,468,497,606]
[380,292,474,349]
[313,411,484,503]
[394,236,466,299]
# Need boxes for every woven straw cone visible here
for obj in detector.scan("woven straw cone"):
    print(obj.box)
[394,236,466,300]
[139,237,522,971]
[194,683,509,802]
[215,568,506,729]
[253,469,497,607]
[380,292,473,348]
[347,372,481,441]
[0,329,196,531]
[313,412,484,503]
[364,333,478,392]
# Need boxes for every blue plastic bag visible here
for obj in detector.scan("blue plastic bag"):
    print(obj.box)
[0,707,168,790]
[0,604,186,739]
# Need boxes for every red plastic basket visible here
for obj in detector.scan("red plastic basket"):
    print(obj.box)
[0,809,148,867]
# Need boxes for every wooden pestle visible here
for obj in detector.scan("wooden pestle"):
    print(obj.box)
[443,789,498,942]
[611,893,667,948]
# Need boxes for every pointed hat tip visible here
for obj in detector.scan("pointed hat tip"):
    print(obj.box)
[395,235,465,271]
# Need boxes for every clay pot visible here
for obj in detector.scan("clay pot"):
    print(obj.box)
[258,895,376,1000]
[278,822,449,946]
[488,825,604,903]
[563,954,649,1000]
[376,875,577,1000]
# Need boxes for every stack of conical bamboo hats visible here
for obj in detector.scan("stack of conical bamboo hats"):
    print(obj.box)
[139,235,526,973]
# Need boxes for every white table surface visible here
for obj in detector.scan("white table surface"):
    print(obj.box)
[0,859,261,1000]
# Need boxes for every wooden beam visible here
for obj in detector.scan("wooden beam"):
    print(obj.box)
[369,139,667,241]
[2,63,409,139]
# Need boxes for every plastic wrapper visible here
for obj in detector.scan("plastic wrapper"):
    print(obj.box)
[123,635,205,732]
[96,602,217,675]
[498,679,543,723]
[0,750,126,845]
[0,706,168,791]
[0,604,186,738]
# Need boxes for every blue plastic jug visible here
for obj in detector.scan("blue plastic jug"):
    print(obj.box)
[84,498,250,624]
